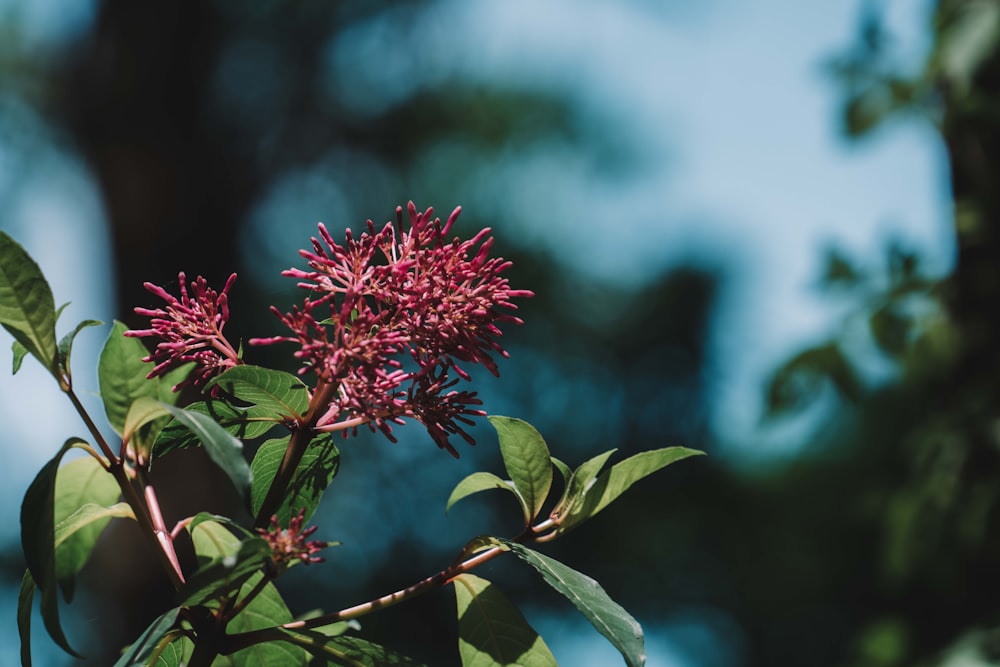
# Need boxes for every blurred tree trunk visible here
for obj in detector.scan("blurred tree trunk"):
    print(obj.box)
[55,1,250,315]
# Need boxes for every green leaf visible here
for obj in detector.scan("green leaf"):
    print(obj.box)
[53,454,125,601]
[160,362,196,399]
[446,472,522,514]
[159,403,253,505]
[560,448,703,534]
[189,521,305,667]
[288,632,427,666]
[179,537,271,606]
[154,400,276,460]
[552,449,617,522]
[112,607,181,667]
[454,573,557,667]
[20,438,88,658]
[488,417,553,524]
[55,503,134,548]
[549,457,573,511]
[0,232,58,375]
[152,637,192,667]
[123,396,171,446]
[12,339,28,374]
[99,321,159,436]
[54,502,134,601]
[501,542,645,667]
[250,435,340,526]
[57,319,103,374]
[207,365,310,420]
[18,570,34,667]
[765,343,861,417]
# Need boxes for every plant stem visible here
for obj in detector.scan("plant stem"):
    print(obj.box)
[64,385,185,590]
[252,380,338,529]
[138,468,185,584]
[223,526,544,653]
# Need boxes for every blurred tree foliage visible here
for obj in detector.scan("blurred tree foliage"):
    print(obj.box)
[760,1,1000,665]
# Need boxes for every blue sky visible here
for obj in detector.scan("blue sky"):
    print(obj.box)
[0,0,951,664]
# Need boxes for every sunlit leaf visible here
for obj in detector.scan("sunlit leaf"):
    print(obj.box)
[446,472,521,514]
[112,607,181,667]
[57,319,103,374]
[123,396,171,448]
[501,542,645,667]
[207,365,310,420]
[53,455,124,601]
[250,434,339,526]
[0,232,58,375]
[98,321,159,436]
[560,448,703,533]
[551,449,616,522]
[19,438,89,658]
[489,416,552,524]
[159,403,253,505]
[152,637,192,667]
[12,339,28,374]
[454,573,557,667]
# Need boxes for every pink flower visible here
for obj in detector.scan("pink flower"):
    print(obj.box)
[250,202,532,454]
[257,509,328,567]
[125,272,240,391]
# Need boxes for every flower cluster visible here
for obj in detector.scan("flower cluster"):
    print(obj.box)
[250,202,532,455]
[257,510,327,568]
[124,272,240,391]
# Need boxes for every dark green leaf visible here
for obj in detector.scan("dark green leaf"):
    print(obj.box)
[502,542,645,667]
[20,438,88,658]
[12,339,28,374]
[112,607,181,667]
[189,521,305,667]
[57,319,103,375]
[250,435,340,526]
[446,472,521,514]
[207,365,310,420]
[18,570,34,667]
[188,511,255,539]
[0,232,58,374]
[159,403,253,505]
[870,305,911,357]
[454,573,557,667]
[488,417,553,524]
[289,633,427,666]
[154,400,276,460]
[179,538,271,606]
[765,343,862,416]
[98,321,159,436]
[53,455,123,601]
[560,448,703,534]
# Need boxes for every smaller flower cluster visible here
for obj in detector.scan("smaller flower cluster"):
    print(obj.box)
[257,510,328,568]
[125,272,240,391]
[251,202,533,454]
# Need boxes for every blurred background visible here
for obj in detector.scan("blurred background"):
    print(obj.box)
[2,0,998,665]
